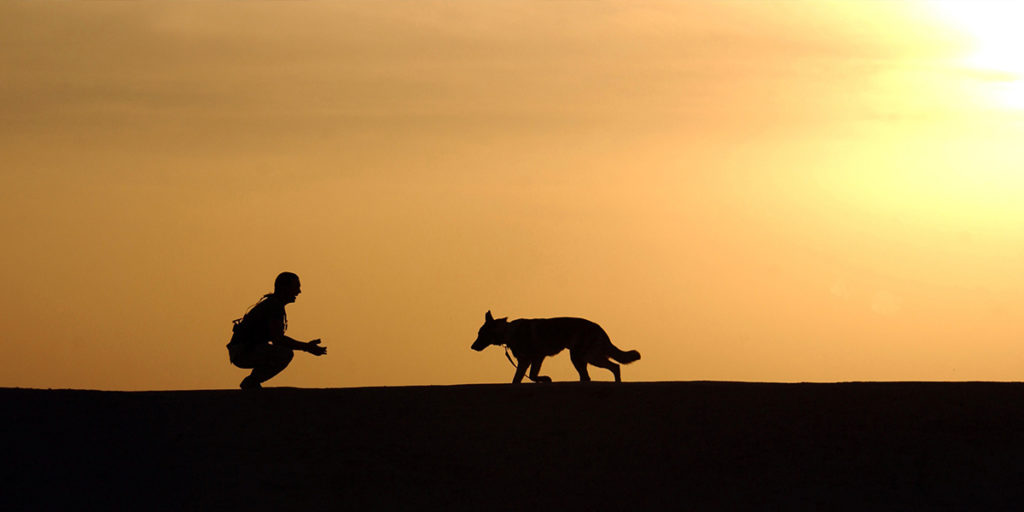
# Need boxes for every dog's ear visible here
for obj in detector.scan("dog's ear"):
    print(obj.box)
[485,310,494,323]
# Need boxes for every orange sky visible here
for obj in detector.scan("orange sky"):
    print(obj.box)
[1,1,1022,390]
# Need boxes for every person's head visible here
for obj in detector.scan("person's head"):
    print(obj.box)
[273,272,301,303]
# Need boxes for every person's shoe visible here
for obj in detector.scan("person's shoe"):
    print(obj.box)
[239,376,262,390]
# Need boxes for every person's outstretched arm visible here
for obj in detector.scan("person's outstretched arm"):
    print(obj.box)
[273,335,327,355]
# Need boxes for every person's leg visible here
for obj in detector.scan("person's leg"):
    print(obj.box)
[240,344,294,389]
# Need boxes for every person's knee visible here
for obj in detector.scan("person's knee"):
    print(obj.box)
[273,346,294,367]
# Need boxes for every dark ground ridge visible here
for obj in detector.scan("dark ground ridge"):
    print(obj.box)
[5,381,1024,511]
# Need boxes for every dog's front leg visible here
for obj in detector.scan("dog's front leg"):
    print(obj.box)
[512,360,530,383]
[528,357,551,383]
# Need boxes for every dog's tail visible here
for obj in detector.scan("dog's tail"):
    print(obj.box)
[611,347,641,364]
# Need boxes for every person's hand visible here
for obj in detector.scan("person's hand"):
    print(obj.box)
[307,339,327,356]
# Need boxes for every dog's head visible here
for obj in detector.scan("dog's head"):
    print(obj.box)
[471,310,508,351]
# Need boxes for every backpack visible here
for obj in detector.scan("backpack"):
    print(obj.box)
[227,296,283,347]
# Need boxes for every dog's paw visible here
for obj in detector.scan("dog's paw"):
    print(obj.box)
[531,376,552,383]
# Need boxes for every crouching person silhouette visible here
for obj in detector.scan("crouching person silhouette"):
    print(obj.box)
[227,272,327,390]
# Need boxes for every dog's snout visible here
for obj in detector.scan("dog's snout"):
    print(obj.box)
[471,338,488,351]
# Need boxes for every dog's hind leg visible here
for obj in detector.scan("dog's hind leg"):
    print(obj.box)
[570,351,591,382]
[589,357,621,382]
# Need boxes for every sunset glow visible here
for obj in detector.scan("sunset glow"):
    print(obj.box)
[932,2,1024,109]
[1,1,1022,390]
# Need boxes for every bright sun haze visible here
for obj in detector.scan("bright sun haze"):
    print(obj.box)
[1,1,1022,390]
[932,2,1024,109]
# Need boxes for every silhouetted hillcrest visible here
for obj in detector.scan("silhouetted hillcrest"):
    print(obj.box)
[6,382,1024,510]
